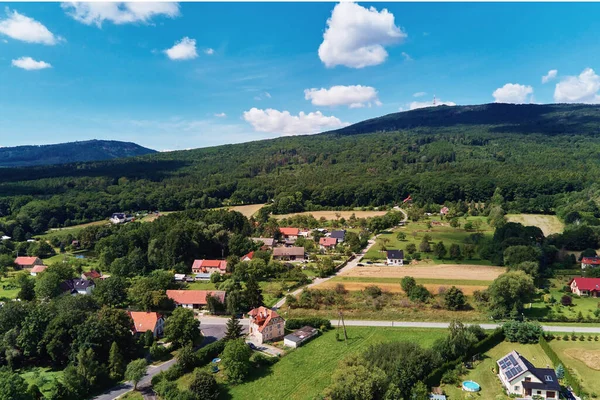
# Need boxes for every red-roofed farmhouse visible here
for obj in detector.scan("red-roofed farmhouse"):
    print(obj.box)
[248,306,285,344]
[166,290,226,309]
[570,277,600,297]
[191,259,227,275]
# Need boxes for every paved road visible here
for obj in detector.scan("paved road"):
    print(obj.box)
[92,324,232,400]
[199,317,600,334]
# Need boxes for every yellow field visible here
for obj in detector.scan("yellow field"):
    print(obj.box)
[340,264,506,281]
[506,214,564,236]
[314,281,488,295]
[275,210,388,220]
[564,348,600,370]
[226,204,266,218]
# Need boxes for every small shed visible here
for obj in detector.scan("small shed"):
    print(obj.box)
[283,326,319,348]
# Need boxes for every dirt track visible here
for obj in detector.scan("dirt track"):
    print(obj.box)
[340,264,506,281]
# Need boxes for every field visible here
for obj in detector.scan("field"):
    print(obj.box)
[221,327,447,400]
[549,339,600,394]
[340,264,505,281]
[274,210,388,220]
[0,275,19,300]
[363,217,493,264]
[226,204,266,218]
[506,213,564,236]
[442,341,552,399]
[315,280,488,295]
[19,367,63,397]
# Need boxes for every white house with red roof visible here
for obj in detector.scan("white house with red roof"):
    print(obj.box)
[14,256,43,269]
[30,265,48,276]
[319,237,337,250]
[581,256,600,269]
[128,311,164,338]
[570,277,600,297]
[191,259,227,275]
[279,227,299,241]
[166,290,226,309]
[248,306,285,344]
[241,251,254,262]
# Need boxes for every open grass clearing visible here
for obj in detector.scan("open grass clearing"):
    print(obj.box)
[341,264,506,281]
[328,276,494,286]
[226,204,266,218]
[221,327,447,400]
[0,275,19,300]
[19,367,63,396]
[525,277,600,321]
[442,341,552,399]
[506,213,564,236]
[314,280,488,295]
[549,339,600,394]
[274,210,388,220]
[363,217,493,264]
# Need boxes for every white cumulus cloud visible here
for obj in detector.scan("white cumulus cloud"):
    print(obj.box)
[554,68,600,104]
[62,2,180,27]
[214,112,226,118]
[0,9,62,45]
[409,99,456,110]
[243,108,348,135]
[304,85,380,108]
[413,92,426,97]
[11,56,51,70]
[318,2,406,69]
[542,69,557,84]
[164,37,198,60]
[204,48,214,55]
[492,83,533,104]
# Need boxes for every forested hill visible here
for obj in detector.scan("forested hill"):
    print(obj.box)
[0,139,156,167]
[3,103,600,237]
[328,103,600,136]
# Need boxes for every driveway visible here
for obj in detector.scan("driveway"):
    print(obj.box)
[245,337,284,357]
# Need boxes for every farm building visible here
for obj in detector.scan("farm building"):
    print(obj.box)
[192,259,227,275]
[14,256,43,269]
[497,350,559,399]
[279,227,299,241]
[569,277,600,297]
[386,250,404,266]
[581,256,600,269]
[195,273,212,281]
[283,326,319,348]
[273,246,305,261]
[251,237,275,249]
[248,306,285,344]
[128,311,164,338]
[30,265,48,276]
[166,290,226,309]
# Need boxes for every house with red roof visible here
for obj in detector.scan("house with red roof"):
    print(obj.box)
[241,251,254,262]
[81,270,102,280]
[191,259,227,275]
[128,311,164,338]
[30,265,48,276]
[166,290,226,309]
[14,256,43,269]
[570,278,600,297]
[581,257,600,270]
[279,227,299,242]
[319,237,337,250]
[248,306,285,344]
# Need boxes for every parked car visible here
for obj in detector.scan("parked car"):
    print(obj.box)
[357,263,364,267]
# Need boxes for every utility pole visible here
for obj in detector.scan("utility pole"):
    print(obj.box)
[338,310,348,344]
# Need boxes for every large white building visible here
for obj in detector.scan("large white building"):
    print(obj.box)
[497,351,559,399]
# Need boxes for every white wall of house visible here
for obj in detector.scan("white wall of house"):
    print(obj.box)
[284,338,299,348]
[386,258,403,266]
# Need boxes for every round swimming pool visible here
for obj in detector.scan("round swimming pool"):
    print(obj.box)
[462,381,481,392]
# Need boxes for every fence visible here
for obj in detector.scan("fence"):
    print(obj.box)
[539,335,583,396]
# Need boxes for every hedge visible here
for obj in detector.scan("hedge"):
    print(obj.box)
[539,335,583,396]
[425,328,505,387]
[285,317,332,330]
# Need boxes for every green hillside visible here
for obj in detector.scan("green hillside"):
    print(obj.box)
[1,103,600,236]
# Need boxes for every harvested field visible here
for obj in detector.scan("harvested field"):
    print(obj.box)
[314,281,488,295]
[506,213,564,236]
[341,264,506,281]
[274,210,388,220]
[227,204,266,218]
[564,348,600,370]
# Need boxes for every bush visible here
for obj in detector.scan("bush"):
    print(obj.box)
[251,352,279,367]
[197,340,227,366]
[503,321,543,344]
[149,343,169,361]
[561,295,573,306]
[285,318,332,331]
[364,285,382,298]
[409,285,430,303]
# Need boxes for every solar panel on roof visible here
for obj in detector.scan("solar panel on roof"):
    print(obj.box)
[514,366,522,374]
[508,355,517,364]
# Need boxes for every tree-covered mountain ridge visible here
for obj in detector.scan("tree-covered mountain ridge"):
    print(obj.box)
[3,103,600,236]
[0,139,156,167]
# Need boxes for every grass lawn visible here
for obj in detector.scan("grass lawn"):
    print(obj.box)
[221,327,447,400]
[363,216,493,265]
[549,339,600,395]
[442,341,552,400]
[525,278,600,322]
[328,276,494,287]
[0,275,20,300]
[20,367,63,396]
[120,391,144,400]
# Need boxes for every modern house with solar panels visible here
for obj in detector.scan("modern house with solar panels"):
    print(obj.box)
[497,351,560,399]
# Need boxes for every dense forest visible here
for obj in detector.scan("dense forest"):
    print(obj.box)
[2,103,600,237]
[0,140,156,168]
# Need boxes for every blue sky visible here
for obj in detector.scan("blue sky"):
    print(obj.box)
[1,2,600,151]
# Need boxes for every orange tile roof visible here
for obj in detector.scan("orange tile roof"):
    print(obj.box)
[83,270,102,279]
[14,256,40,266]
[319,237,337,247]
[166,290,226,305]
[191,259,227,272]
[128,311,162,334]
[30,265,48,273]
[242,251,254,260]
[279,227,299,236]
[248,306,282,332]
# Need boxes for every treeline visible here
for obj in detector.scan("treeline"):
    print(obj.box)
[3,104,600,237]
